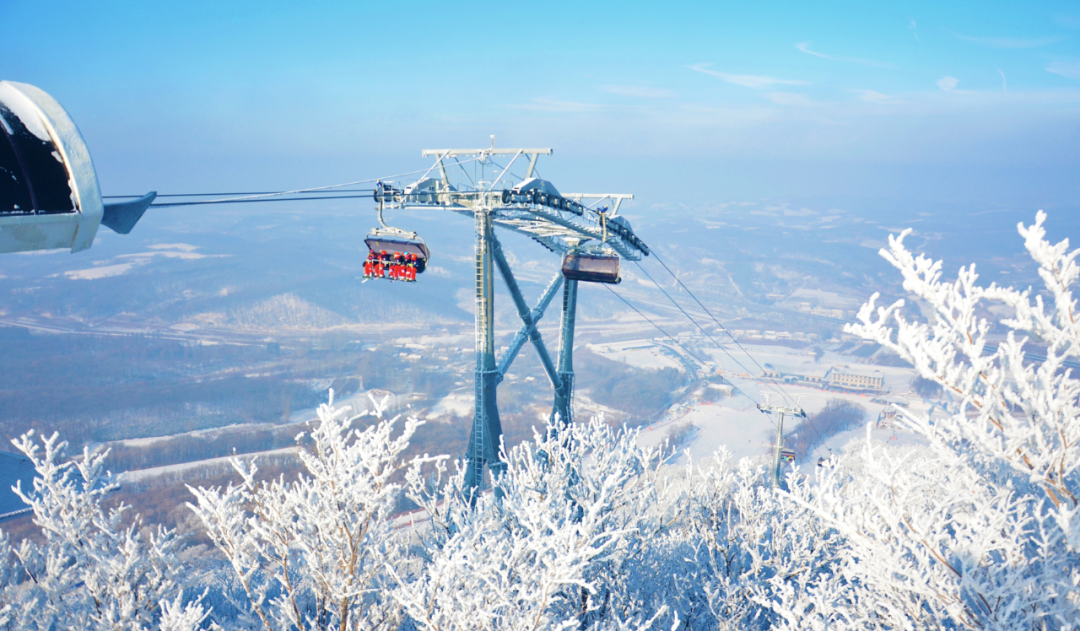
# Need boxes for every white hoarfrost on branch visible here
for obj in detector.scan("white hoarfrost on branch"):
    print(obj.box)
[0,431,213,631]
[6,211,1078,630]
[188,390,440,631]
[392,416,677,631]
[683,452,845,631]
[793,210,1080,629]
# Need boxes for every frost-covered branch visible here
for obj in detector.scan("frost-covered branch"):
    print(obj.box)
[828,211,1080,628]
[189,390,439,630]
[0,431,211,631]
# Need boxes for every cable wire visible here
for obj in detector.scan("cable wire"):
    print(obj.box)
[116,157,484,207]
[645,252,832,451]
[649,253,801,399]
[105,189,373,199]
[603,285,761,408]
[633,260,794,407]
[150,194,374,208]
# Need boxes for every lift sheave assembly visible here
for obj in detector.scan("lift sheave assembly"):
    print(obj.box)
[365,145,648,497]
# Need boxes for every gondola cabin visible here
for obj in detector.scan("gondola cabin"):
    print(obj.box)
[561,250,621,284]
[0,81,154,254]
[363,234,430,282]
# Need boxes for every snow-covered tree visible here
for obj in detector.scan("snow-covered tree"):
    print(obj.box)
[392,416,681,631]
[0,431,212,631]
[188,391,437,631]
[793,211,1080,629]
[13,211,1079,630]
[677,452,847,630]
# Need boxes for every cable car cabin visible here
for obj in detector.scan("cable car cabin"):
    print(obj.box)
[363,236,429,282]
[780,448,796,463]
[0,81,155,254]
[561,251,621,284]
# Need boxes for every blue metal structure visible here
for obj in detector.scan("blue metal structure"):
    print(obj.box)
[372,146,649,496]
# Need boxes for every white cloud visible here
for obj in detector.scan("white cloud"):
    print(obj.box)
[689,63,809,89]
[949,31,1064,49]
[1047,61,1080,80]
[764,92,813,106]
[600,85,678,99]
[794,42,896,68]
[937,76,960,92]
[853,89,891,103]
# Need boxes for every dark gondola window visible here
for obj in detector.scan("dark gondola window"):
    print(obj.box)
[0,101,76,215]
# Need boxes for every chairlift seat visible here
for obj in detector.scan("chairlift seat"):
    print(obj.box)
[561,251,620,284]
[364,236,430,273]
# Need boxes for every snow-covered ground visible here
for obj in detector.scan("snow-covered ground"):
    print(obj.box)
[110,337,934,488]
[426,391,474,420]
[637,341,932,470]
[587,340,685,371]
[118,446,297,482]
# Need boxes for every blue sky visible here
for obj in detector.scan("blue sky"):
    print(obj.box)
[3,0,1079,209]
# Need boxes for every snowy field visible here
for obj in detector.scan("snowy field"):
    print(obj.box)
[634,341,931,470]
[586,339,685,371]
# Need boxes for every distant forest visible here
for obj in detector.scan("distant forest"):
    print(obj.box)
[0,327,363,449]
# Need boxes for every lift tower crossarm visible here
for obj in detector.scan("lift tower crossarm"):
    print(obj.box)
[422,148,553,157]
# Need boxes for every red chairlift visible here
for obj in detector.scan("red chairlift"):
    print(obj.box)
[363,191,430,282]
[363,241,427,282]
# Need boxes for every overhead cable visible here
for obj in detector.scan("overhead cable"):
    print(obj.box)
[633,261,794,407]
[106,189,372,199]
[647,253,832,450]
[117,157,484,207]
[150,194,373,208]
[603,285,761,408]
[649,253,801,399]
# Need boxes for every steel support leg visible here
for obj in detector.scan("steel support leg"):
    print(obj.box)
[496,272,563,382]
[772,411,786,489]
[551,279,578,426]
[465,209,504,500]
[491,237,563,392]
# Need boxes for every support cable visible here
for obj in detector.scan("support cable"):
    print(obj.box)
[634,261,793,407]
[105,189,372,199]
[150,194,374,208]
[113,157,483,206]
[603,285,761,409]
[652,254,781,373]
[646,253,832,452]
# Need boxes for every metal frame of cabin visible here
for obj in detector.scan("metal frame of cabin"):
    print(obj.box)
[0,80,156,255]
[373,146,649,496]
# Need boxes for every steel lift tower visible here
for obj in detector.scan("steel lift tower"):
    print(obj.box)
[757,394,806,488]
[370,145,649,496]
